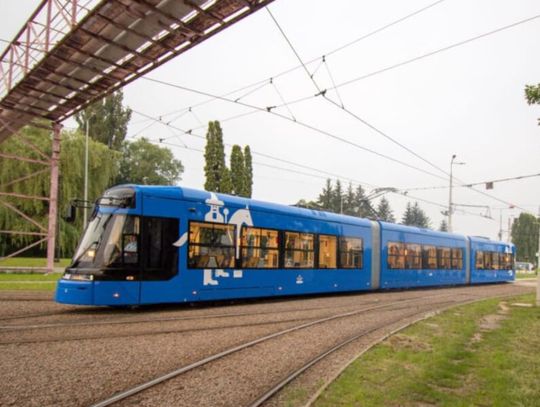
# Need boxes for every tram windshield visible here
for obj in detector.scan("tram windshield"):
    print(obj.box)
[71,213,140,272]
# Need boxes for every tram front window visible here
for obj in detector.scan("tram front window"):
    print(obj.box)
[70,214,140,275]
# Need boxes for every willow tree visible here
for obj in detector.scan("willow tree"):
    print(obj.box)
[0,127,119,257]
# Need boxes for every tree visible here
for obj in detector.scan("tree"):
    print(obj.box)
[230,145,245,196]
[439,219,448,232]
[75,90,132,150]
[332,179,344,213]
[0,127,119,257]
[204,121,233,193]
[525,83,540,126]
[243,146,253,198]
[402,202,431,228]
[117,138,183,185]
[511,213,539,264]
[342,184,357,216]
[317,179,334,210]
[354,185,373,218]
[377,197,396,223]
[401,202,415,226]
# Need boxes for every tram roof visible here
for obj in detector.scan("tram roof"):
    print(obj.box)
[121,184,373,227]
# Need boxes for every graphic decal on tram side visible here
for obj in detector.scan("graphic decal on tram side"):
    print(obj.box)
[174,192,253,286]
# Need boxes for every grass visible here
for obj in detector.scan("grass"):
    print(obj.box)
[516,272,538,279]
[0,273,62,281]
[0,282,58,291]
[314,294,540,407]
[0,257,71,268]
[0,271,62,291]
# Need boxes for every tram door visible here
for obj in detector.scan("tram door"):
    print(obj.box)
[139,194,181,304]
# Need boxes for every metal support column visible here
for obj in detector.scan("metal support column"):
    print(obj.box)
[46,122,62,273]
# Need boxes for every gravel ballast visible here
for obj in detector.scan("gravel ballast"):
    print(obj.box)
[0,283,532,407]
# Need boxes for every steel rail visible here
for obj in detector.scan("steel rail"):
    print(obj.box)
[247,293,513,407]
[0,289,458,327]
[0,315,325,346]
[0,298,384,331]
[301,291,530,407]
[3,290,465,331]
[88,292,460,407]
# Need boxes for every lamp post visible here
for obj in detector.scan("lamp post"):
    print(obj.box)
[83,114,94,227]
[448,154,465,233]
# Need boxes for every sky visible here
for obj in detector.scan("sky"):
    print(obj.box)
[1,0,540,241]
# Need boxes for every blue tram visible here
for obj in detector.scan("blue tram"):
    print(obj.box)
[55,185,515,306]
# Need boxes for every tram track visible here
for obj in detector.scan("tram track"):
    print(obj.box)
[0,310,73,322]
[0,298,381,330]
[0,288,476,330]
[0,292,469,346]
[246,296,494,407]
[0,301,431,346]
[0,315,321,346]
[88,292,467,407]
[0,285,531,407]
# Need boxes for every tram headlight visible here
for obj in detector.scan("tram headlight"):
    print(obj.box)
[70,274,94,281]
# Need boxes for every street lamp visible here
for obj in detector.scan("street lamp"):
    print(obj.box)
[83,113,94,227]
[448,154,465,233]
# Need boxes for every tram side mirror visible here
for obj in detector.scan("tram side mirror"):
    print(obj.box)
[65,203,76,223]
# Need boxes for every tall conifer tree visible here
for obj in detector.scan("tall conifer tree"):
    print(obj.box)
[354,185,373,218]
[243,146,253,198]
[377,197,396,223]
[204,121,228,192]
[318,179,334,210]
[230,145,245,196]
[332,180,344,213]
[439,219,448,232]
[343,183,357,216]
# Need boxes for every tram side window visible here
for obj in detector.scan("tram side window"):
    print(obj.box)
[476,251,485,270]
[339,237,363,269]
[284,232,315,268]
[437,247,452,269]
[483,251,493,270]
[491,252,500,270]
[241,227,279,268]
[388,242,405,269]
[188,222,235,269]
[451,248,463,269]
[422,245,438,269]
[319,235,337,268]
[141,217,179,280]
[500,253,513,270]
[404,244,422,269]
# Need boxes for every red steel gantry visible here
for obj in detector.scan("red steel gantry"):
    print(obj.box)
[0,0,274,271]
